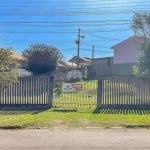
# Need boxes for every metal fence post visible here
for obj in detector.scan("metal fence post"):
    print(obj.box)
[97,79,103,109]
[48,75,54,108]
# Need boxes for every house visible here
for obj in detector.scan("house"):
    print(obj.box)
[12,53,27,68]
[68,56,91,67]
[55,58,90,81]
[12,53,32,77]
[57,61,77,70]
[89,36,147,77]
[111,36,145,64]
[17,68,32,77]
[109,36,148,75]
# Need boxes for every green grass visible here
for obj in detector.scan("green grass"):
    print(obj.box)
[0,109,150,129]
[0,80,150,129]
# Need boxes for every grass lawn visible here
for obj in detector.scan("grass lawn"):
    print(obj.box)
[0,80,150,129]
[0,109,150,129]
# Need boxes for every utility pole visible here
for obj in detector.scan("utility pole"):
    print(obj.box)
[72,54,74,67]
[92,45,94,60]
[75,28,84,67]
[91,45,95,78]
[77,29,80,67]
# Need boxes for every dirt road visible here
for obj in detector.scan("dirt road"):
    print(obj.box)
[0,128,150,150]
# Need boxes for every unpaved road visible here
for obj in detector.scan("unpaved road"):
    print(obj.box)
[0,129,150,150]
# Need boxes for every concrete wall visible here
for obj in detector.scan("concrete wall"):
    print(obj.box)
[54,63,134,81]
[92,57,113,66]
[90,63,134,78]
[111,63,134,75]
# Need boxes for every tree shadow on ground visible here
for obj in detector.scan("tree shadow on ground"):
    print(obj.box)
[93,108,150,115]
[52,108,77,113]
[31,110,47,114]
[0,111,33,115]
[0,110,47,115]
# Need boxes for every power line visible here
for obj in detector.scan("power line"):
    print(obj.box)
[0,0,149,59]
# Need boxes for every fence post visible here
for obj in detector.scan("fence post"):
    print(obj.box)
[48,76,54,108]
[97,79,103,109]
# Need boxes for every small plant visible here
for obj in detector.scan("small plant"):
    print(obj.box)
[0,48,18,91]
[54,83,62,96]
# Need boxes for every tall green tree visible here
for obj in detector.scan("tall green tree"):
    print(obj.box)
[131,12,150,37]
[0,48,18,90]
[23,43,63,74]
[133,42,150,76]
[131,12,150,76]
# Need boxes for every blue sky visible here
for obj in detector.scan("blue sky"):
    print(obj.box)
[0,0,150,60]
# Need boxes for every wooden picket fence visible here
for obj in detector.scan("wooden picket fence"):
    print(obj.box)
[1,75,150,111]
[0,75,54,110]
[97,76,150,109]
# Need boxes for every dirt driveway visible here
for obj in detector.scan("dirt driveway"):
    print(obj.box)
[0,128,150,150]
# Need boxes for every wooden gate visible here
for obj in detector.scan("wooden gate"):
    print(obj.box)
[53,80,97,110]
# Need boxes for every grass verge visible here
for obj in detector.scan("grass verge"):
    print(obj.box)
[0,109,149,129]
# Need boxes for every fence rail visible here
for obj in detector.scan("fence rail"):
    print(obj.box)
[0,75,53,110]
[97,76,150,109]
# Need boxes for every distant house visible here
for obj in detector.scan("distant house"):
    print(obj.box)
[12,53,32,77]
[68,56,91,67]
[57,61,77,70]
[18,68,32,77]
[12,53,27,68]
[111,36,145,64]
[55,58,90,81]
